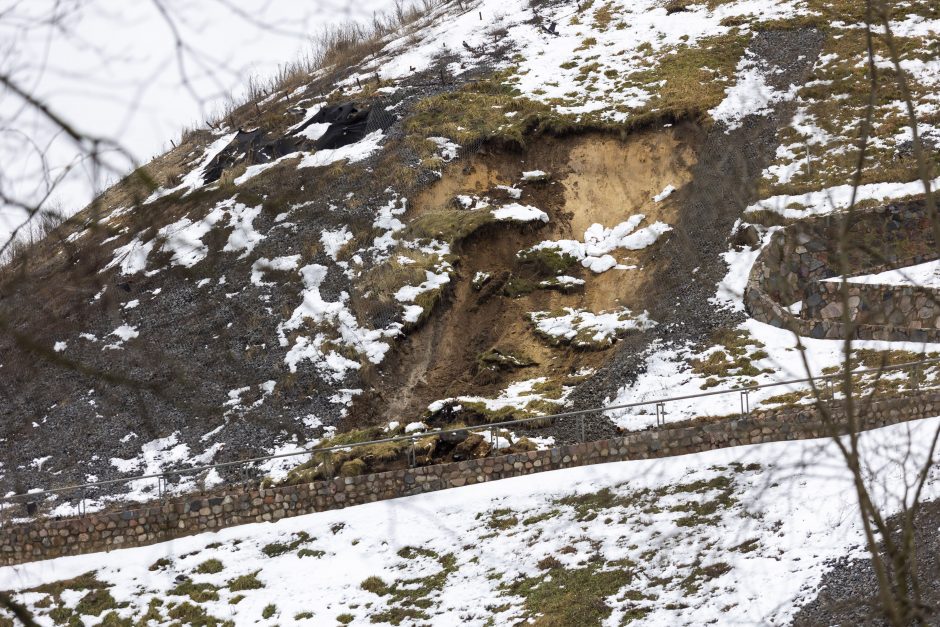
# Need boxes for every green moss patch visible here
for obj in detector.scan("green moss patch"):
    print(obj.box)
[477,348,537,372]
[479,507,520,531]
[405,210,497,243]
[167,601,234,627]
[517,247,580,276]
[194,559,223,574]
[261,531,313,557]
[557,486,647,522]
[169,580,220,603]
[360,576,389,596]
[75,589,119,616]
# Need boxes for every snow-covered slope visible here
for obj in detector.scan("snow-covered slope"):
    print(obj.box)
[3,417,939,625]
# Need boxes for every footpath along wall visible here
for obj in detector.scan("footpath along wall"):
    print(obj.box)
[4,390,940,566]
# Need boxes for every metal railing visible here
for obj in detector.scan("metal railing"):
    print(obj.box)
[4,355,940,520]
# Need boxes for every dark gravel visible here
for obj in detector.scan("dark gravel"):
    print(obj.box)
[0,55,505,502]
[792,497,940,626]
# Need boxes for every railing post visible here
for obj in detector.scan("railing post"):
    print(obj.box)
[912,363,920,391]
[77,489,87,518]
[578,414,585,443]
[655,402,666,427]
[160,475,171,500]
[739,390,750,419]
[408,439,417,468]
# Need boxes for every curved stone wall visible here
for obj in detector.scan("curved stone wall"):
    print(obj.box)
[744,198,940,341]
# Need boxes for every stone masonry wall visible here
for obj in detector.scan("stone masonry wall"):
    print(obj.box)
[744,198,940,341]
[803,281,940,330]
[4,390,940,566]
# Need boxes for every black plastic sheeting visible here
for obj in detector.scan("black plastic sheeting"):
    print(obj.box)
[202,102,394,184]
[294,102,372,150]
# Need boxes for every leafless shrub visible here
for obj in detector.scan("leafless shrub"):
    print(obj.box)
[0,207,66,267]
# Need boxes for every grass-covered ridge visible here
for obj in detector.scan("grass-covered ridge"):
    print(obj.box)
[754,0,940,202]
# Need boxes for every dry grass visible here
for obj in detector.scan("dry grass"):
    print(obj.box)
[0,208,67,266]
[757,15,940,199]
[405,209,498,242]
[620,32,750,126]
[404,70,604,149]
[217,0,448,131]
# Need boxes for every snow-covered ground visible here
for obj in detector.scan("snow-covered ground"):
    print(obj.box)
[606,318,940,431]
[747,176,940,219]
[524,215,671,274]
[3,417,939,626]
[829,259,940,288]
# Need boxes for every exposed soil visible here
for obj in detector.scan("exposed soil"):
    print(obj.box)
[350,127,701,428]
[555,27,828,443]
[352,28,827,445]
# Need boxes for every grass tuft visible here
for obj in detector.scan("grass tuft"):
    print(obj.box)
[228,572,265,592]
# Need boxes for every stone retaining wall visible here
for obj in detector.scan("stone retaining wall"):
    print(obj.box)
[803,280,940,330]
[744,198,940,340]
[4,390,940,566]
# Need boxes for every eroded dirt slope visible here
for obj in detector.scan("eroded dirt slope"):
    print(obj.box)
[353,127,700,428]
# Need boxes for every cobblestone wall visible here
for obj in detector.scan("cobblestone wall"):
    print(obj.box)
[4,391,940,566]
[744,198,940,340]
[803,281,940,330]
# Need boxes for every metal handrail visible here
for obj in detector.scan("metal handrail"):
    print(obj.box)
[5,355,940,508]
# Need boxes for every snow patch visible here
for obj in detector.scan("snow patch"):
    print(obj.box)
[490,203,549,223]
[279,264,399,380]
[710,49,797,130]
[653,184,676,202]
[250,255,302,286]
[524,215,671,274]
[530,307,655,347]
[747,176,940,218]
[320,226,353,260]
[298,130,385,169]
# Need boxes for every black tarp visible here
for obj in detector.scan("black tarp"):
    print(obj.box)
[201,102,392,184]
